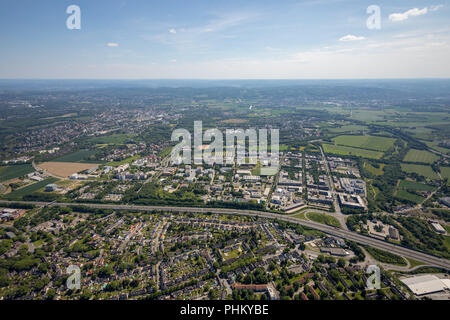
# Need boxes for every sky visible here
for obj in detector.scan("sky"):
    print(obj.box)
[0,0,449,79]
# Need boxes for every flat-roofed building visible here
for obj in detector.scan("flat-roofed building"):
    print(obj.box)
[401,275,450,296]
[430,222,446,234]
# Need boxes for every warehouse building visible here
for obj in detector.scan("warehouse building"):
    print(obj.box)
[400,275,450,296]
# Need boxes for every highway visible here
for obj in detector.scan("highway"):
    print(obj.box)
[1,200,449,270]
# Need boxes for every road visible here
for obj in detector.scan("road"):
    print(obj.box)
[1,200,449,270]
[319,145,348,230]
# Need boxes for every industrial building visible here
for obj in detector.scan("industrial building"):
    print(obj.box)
[400,275,450,296]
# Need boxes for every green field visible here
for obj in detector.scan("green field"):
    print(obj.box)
[363,162,385,176]
[403,149,439,164]
[106,155,140,167]
[398,180,435,191]
[323,144,383,159]
[306,212,341,228]
[4,177,58,199]
[0,164,34,182]
[396,189,425,204]
[423,141,450,155]
[53,150,99,163]
[440,167,450,180]
[87,134,136,145]
[400,163,440,180]
[332,135,396,152]
[328,125,368,133]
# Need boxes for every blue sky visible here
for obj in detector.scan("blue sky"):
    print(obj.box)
[0,0,449,79]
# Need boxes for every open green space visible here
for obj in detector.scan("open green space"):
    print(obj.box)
[53,150,99,163]
[398,180,435,192]
[87,134,136,145]
[400,163,440,180]
[106,155,140,167]
[440,167,450,180]
[395,189,425,204]
[323,144,383,159]
[3,177,59,200]
[365,247,407,266]
[363,162,385,176]
[403,149,439,164]
[306,212,341,228]
[0,164,34,182]
[423,141,450,155]
[328,125,368,133]
[332,135,396,152]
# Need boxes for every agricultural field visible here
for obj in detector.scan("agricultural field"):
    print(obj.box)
[400,163,440,180]
[323,144,383,159]
[395,190,425,204]
[53,150,99,163]
[328,125,368,133]
[403,149,439,164]
[0,164,34,182]
[398,180,435,192]
[440,167,450,180]
[423,141,450,155]
[4,177,58,200]
[37,162,99,178]
[332,135,396,152]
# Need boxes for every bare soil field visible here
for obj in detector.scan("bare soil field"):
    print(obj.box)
[37,162,99,178]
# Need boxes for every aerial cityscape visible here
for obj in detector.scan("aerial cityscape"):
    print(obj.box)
[0,0,449,307]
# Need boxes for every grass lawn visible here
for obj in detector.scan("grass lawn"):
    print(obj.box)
[403,149,439,164]
[0,164,34,182]
[332,135,396,152]
[222,248,241,261]
[406,258,426,268]
[323,144,383,159]
[292,211,307,220]
[306,212,341,228]
[400,163,440,180]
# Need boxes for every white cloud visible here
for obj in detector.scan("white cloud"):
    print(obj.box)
[339,35,365,42]
[169,28,177,34]
[389,7,428,22]
[107,42,119,47]
[430,5,444,11]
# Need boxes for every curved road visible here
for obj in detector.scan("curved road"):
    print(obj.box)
[1,200,449,270]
